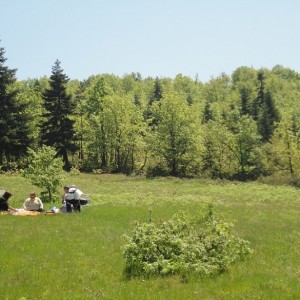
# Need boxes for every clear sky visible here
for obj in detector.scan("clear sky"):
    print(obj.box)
[1,0,300,82]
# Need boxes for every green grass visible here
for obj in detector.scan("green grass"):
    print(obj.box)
[1,173,300,299]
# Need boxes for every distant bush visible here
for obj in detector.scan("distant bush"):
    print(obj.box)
[70,167,81,175]
[259,173,300,187]
[123,205,252,280]
[146,163,170,178]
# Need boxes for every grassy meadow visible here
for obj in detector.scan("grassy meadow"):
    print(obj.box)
[0,173,300,299]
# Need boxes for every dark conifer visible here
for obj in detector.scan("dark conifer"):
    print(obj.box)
[0,44,33,166]
[152,77,163,104]
[240,87,251,116]
[40,60,77,170]
[252,71,280,142]
[202,100,214,123]
[253,71,265,121]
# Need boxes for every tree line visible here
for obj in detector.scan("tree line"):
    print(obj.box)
[1,43,300,182]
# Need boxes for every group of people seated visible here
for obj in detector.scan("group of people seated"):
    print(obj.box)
[0,191,44,213]
[0,185,86,214]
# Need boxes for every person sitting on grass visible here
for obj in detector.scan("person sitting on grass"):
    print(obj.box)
[0,191,18,213]
[59,185,69,213]
[23,192,45,212]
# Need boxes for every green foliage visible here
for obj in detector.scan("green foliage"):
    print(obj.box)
[20,145,64,202]
[1,41,299,181]
[150,92,202,176]
[84,76,147,173]
[123,206,251,279]
[202,121,236,178]
[270,112,300,178]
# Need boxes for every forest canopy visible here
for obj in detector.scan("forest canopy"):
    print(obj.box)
[1,43,300,183]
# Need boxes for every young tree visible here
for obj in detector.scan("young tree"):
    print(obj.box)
[40,60,77,170]
[0,44,33,167]
[21,146,64,202]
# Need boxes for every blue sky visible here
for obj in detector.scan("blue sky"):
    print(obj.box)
[1,0,300,82]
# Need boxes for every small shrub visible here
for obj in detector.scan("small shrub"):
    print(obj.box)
[122,205,252,280]
[259,173,300,187]
[146,163,170,178]
[92,169,104,174]
[70,167,81,175]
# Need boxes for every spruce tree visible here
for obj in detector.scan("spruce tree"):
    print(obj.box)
[145,77,163,125]
[252,71,280,142]
[240,87,251,116]
[202,100,214,123]
[252,71,265,121]
[0,44,33,167]
[40,60,77,170]
[261,91,280,141]
[151,77,163,104]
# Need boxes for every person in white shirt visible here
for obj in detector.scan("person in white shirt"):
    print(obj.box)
[65,185,83,212]
[23,192,44,212]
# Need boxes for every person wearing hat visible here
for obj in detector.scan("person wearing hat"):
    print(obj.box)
[65,184,83,212]
[23,192,44,212]
[0,191,17,212]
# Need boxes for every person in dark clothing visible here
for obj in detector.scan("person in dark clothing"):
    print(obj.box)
[0,191,17,212]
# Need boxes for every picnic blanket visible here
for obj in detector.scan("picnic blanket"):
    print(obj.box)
[9,209,61,216]
[13,210,41,216]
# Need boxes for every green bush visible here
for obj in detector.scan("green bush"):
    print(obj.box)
[123,205,252,279]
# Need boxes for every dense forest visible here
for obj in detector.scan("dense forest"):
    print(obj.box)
[1,43,300,182]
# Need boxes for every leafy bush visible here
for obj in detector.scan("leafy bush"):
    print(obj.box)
[123,205,252,279]
[146,162,170,178]
[20,146,64,202]
[70,167,81,175]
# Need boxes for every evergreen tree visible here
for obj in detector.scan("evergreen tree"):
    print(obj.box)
[202,100,214,123]
[253,71,280,142]
[40,60,77,170]
[0,44,33,167]
[240,87,251,115]
[259,91,280,141]
[144,77,163,126]
[151,77,163,104]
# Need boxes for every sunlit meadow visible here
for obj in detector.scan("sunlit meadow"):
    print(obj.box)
[0,173,299,299]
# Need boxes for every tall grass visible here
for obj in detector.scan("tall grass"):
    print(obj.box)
[0,173,300,299]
